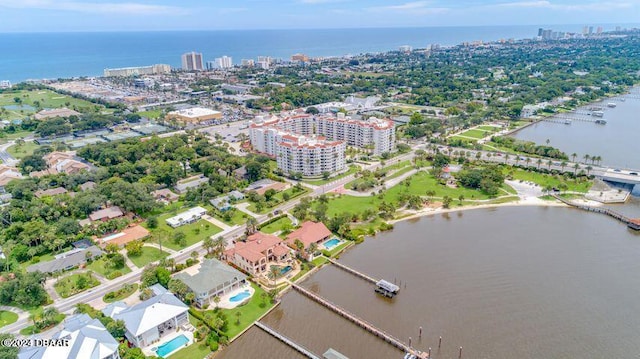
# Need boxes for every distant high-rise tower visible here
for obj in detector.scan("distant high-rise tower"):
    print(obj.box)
[216,56,233,69]
[582,26,589,35]
[596,26,603,34]
[181,51,203,71]
[588,26,594,35]
[538,28,544,37]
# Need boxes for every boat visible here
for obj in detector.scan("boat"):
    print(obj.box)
[589,106,603,111]
[607,102,617,108]
[564,119,572,125]
[592,111,604,117]
[595,119,607,125]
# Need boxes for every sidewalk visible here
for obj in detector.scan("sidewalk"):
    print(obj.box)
[201,214,232,230]
[235,202,260,218]
[143,242,177,255]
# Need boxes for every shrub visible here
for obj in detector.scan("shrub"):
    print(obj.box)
[106,271,122,280]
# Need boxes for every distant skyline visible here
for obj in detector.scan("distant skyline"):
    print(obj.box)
[1,0,640,32]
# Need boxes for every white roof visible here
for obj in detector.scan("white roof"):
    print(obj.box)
[165,206,207,226]
[111,290,188,336]
[168,107,221,118]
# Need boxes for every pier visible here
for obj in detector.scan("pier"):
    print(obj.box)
[290,283,429,358]
[551,194,640,230]
[541,114,602,124]
[325,257,378,284]
[254,321,322,359]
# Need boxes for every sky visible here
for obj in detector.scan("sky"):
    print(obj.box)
[0,0,639,32]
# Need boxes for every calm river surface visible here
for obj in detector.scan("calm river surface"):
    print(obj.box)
[513,90,640,170]
[219,206,640,359]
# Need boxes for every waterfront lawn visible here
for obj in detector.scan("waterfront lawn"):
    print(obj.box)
[477,125,501,132]
[6,141,40,159]
[259,216,293,234]
[170,342,212,359]
[449,135,477,143]
[103,283,138,303]
[0,311,18,328]
[86,256,131,280]
[145,212,222,250]
[506,168,592,193]
[303,165,359,186]
[54,272,100,298]
[219,283,274,340]
[128,247,169,268]
[459,129,490,139]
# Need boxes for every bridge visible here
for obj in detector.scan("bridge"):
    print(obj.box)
[596,169,640,195]
[551,194,640,230]
[290,283,429,358]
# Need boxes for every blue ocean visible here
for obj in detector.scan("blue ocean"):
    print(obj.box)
[0,25,631,83]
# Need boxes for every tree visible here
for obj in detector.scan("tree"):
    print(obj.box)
[0,333,19,358]
[213,295,221,309]
[213,236,226,259]
[442,196,452,209]
[235,311,242,325]
[125,240,143,257]
[458,194,465,204]
[107,253,125,269]
[573,163,580,175]
[245,217,258,236]
[104,243,120,254]
[322,171,331,180]
[571,153,577,163]
[203,237,214,256]
[147,216,158,229]
[106,319,126,340]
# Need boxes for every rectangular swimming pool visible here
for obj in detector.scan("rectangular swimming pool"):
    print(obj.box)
[155,334,189,358]
[324,238,340,249]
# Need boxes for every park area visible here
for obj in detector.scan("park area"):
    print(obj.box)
[506,168,592,193]
[0,89,98,120]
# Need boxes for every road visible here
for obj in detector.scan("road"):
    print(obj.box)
[2,144,615,335]
[0,141,17,165]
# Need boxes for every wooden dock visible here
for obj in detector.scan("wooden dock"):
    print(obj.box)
[551,194,640,230]
[254,321,321,359]
[291,283,428,358]
[325,258,378,284]
[542,115,601,124]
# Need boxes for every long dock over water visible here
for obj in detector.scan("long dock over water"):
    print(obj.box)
[254,321,321,359]
[291,283,429,358]
[325,258,378,284]
[552,194,640,230]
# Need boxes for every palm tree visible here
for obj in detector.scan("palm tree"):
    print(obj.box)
[525,157,531,167]
[213,236,226,259]
[536,158,542,169]
[583,154,590,164]
[547,160,553,170]
[571,153,577,163]
[586,165,593,175]
[203,237,214,256]
[269,265,280,285]
[245,217,258,236]
[504,154,510,164]
[560,161,567,172]
[573,163,580,175]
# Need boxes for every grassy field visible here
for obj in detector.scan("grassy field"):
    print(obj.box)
[6,141,40,159]
[303,165,359,186]
[128,246,170,268]
[247,186,310,214]
[54,273,100,298]
[20,252,55,270]
[138,109,163,119]
[0,311,18,328]
[213,208,248,226]
[449,135,477,143]
[144,210,223,251]
[171,342,212,359]
[458,129,489,139]
[103,283,138,303]
[386,165,415,180]
[506,168,592,193]
[477,125,501,132]
[86,256,131,279]
[259,216,293,234]
[322,171,503,218]
[0,89,99,120]
[211,283,274,340]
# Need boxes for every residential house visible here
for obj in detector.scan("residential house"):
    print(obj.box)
[173,258,247,308]
[89,206,124,222]
[79,181,97,191]
[245,179,289,196]
[27,246,103,273]
[209,190,244,212]
[34,187,68,198]
[223,232,290,276]
[18,313,120,359]
[103,285,189,348]
[165,206,207,228]
[151,188,179,204]
[286,221,332,251]
[30,151,91,178]
[174,174,208,194]
[97,225,150,248]
[0,164,23,188]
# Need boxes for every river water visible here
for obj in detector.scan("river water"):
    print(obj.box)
[219,206,640,359]
[512,90,640,170]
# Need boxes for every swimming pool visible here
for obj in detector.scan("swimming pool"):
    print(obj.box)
[229,290,251,303]
[155,334,189,358]
[324,238,341,249]
[280,265,293,275]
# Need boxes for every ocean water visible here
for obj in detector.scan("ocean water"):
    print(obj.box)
[0,25,599,83]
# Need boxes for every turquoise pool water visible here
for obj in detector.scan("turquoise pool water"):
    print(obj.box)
[155,334,188,358]
[229,290,251,303]
[324,238,340,249]
[280,265,292,275]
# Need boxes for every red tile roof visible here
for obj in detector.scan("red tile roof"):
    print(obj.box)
[230,232,285,264]
[287,221,332,249]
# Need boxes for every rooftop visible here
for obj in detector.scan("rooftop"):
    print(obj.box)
[168,107,221,119]
[89,206,124,221]
[173,258,247,295]
[287,221,332,249]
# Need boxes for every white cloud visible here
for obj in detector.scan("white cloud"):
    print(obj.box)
[368,1,449,15]
[0,0,187,15]
[493,0,635,11]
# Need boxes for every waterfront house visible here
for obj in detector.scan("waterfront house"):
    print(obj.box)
[173,258,247,308]
[103,285,189,348]
[165,206,207,228]
[18,313,120,359]
[286,221,332,250]
[223,232,290,276]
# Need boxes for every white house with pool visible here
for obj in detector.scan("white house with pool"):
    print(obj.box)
[102,285,191,355]
[173,258,248,308]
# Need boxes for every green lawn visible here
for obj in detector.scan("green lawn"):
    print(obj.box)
[212,208,248,226]
[477,125,501,132]
[171,342,212,359]
[0,311,18,328]
[103,283,138,303]
[386,165,415,180]
[259,216,293,234]
[138,109,163,119]
[0,130,34,143]
[326,241,351,257]
[6,141,40,159]
[20,252,55,270]
[54,273,100,298]
[459,129,490,139]
[247,187,310,214]
[0,89,99,120]
[322,171,501,218]
[144,210,223,251]
[128,246,170,268]
[303,165,359,186]
[506,168,592,193]
[449,135,477,142]
[218,283,274,340]
[19,310,65,335]
[86,256,131,279]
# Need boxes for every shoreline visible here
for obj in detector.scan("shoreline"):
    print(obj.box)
[388,199,568,225]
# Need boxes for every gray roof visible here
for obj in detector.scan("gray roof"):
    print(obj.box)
[27,246,103,273]
[174,258,247,295]
[18,314,118,359]
[110,287,188,336]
